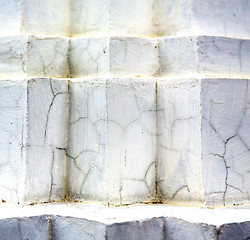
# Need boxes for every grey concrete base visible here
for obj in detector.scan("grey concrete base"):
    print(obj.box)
[0,203,249,240]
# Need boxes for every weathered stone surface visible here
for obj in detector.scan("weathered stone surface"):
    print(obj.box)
[218,221,250,240]
[0,80,26,203]
[24,79,68,203]
[157,78,250,206]
[70,0,154,37]
[0,79,68,203]
[157,78,202,203]
[0,215,50,240]
[154,0,250,38]
[0,35,69,78]
[70,36,250,79]
[0,203,249,239]
[0,0,69,36]
[164,217,217,240]
[52,215,106,240]
[1,0,249,37]
[69,37,159,78]
[160,36,250,78]
[107,218,164,240]
[67,79,156,204]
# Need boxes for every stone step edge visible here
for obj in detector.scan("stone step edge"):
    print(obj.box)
[1,76,250,82]
[2,33,250,41]
[0,203,249,226]
[0,204,249,240]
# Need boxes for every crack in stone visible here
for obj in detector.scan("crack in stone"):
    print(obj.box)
[49,150,55,201]
[44,80,67,143]
[171,185,190,200]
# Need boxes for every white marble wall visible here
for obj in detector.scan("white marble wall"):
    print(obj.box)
[160,36,250,78]
[70,36,250,79]
[157,79,202,203]
[67,79,156,204]
[70,0,154,37]
[1,0,250,38]
[201,78,250,205]
[157,78,250,206]
[0,80,26,202]
[154,0,250,38]
[69,37,159,78]
[0,35,69,78]
[0,0,69,36]
[0,0,249,208]
[0,79,68,203]
[24,79,68,202]
[1,34,249,80]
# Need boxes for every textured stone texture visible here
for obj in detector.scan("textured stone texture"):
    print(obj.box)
[0,215,51,240]
[67,79,156,204]
[70,36,250,79]
[52,215,106,240]
[107,218,164,240]
[160,36,250,78]
[0,79,68,203]
[0,0,69,36]
[69,37,159,78]
[70,0,154,37]
[164,217,217,240]
[0,35,69,78]
[157,78,250,206]
[154,0,250,38]
[218,222,250,240]
[0,203,249,239]
[1,0,249,37]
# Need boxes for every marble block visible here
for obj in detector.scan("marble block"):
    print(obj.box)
[160,36,250,78]
[52,216,106,240]
[0,0,69,36]
[0,215,51,240]
[157,78,250,206]
[0,78,68,203]
[69,37,159,78]
[70,0,154,37]
[106,218,164,240]
[218,222,250,240]
[154,0,250,38]
[0,35,69,78]
[67,79,156,204]
[0,216,51,240]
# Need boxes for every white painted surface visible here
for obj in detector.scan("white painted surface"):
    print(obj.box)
[67,79,156,204]
[0,0,69,36]
[0,35,69,78]
[0,79,68,203]
[157,78,250,206]
[70,37,159,78]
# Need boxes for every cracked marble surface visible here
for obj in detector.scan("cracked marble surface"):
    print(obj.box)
[25,79,68,203]
[201,78,250,206]
[0,80,26,202]
[0,35,68,78]
[69,37,159,78]
[157,78,250,206]
[157,79,202,203]
[67,79,156,204]
[71,36,250,79]
[0,79,68,203]
[160,36,250,79]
